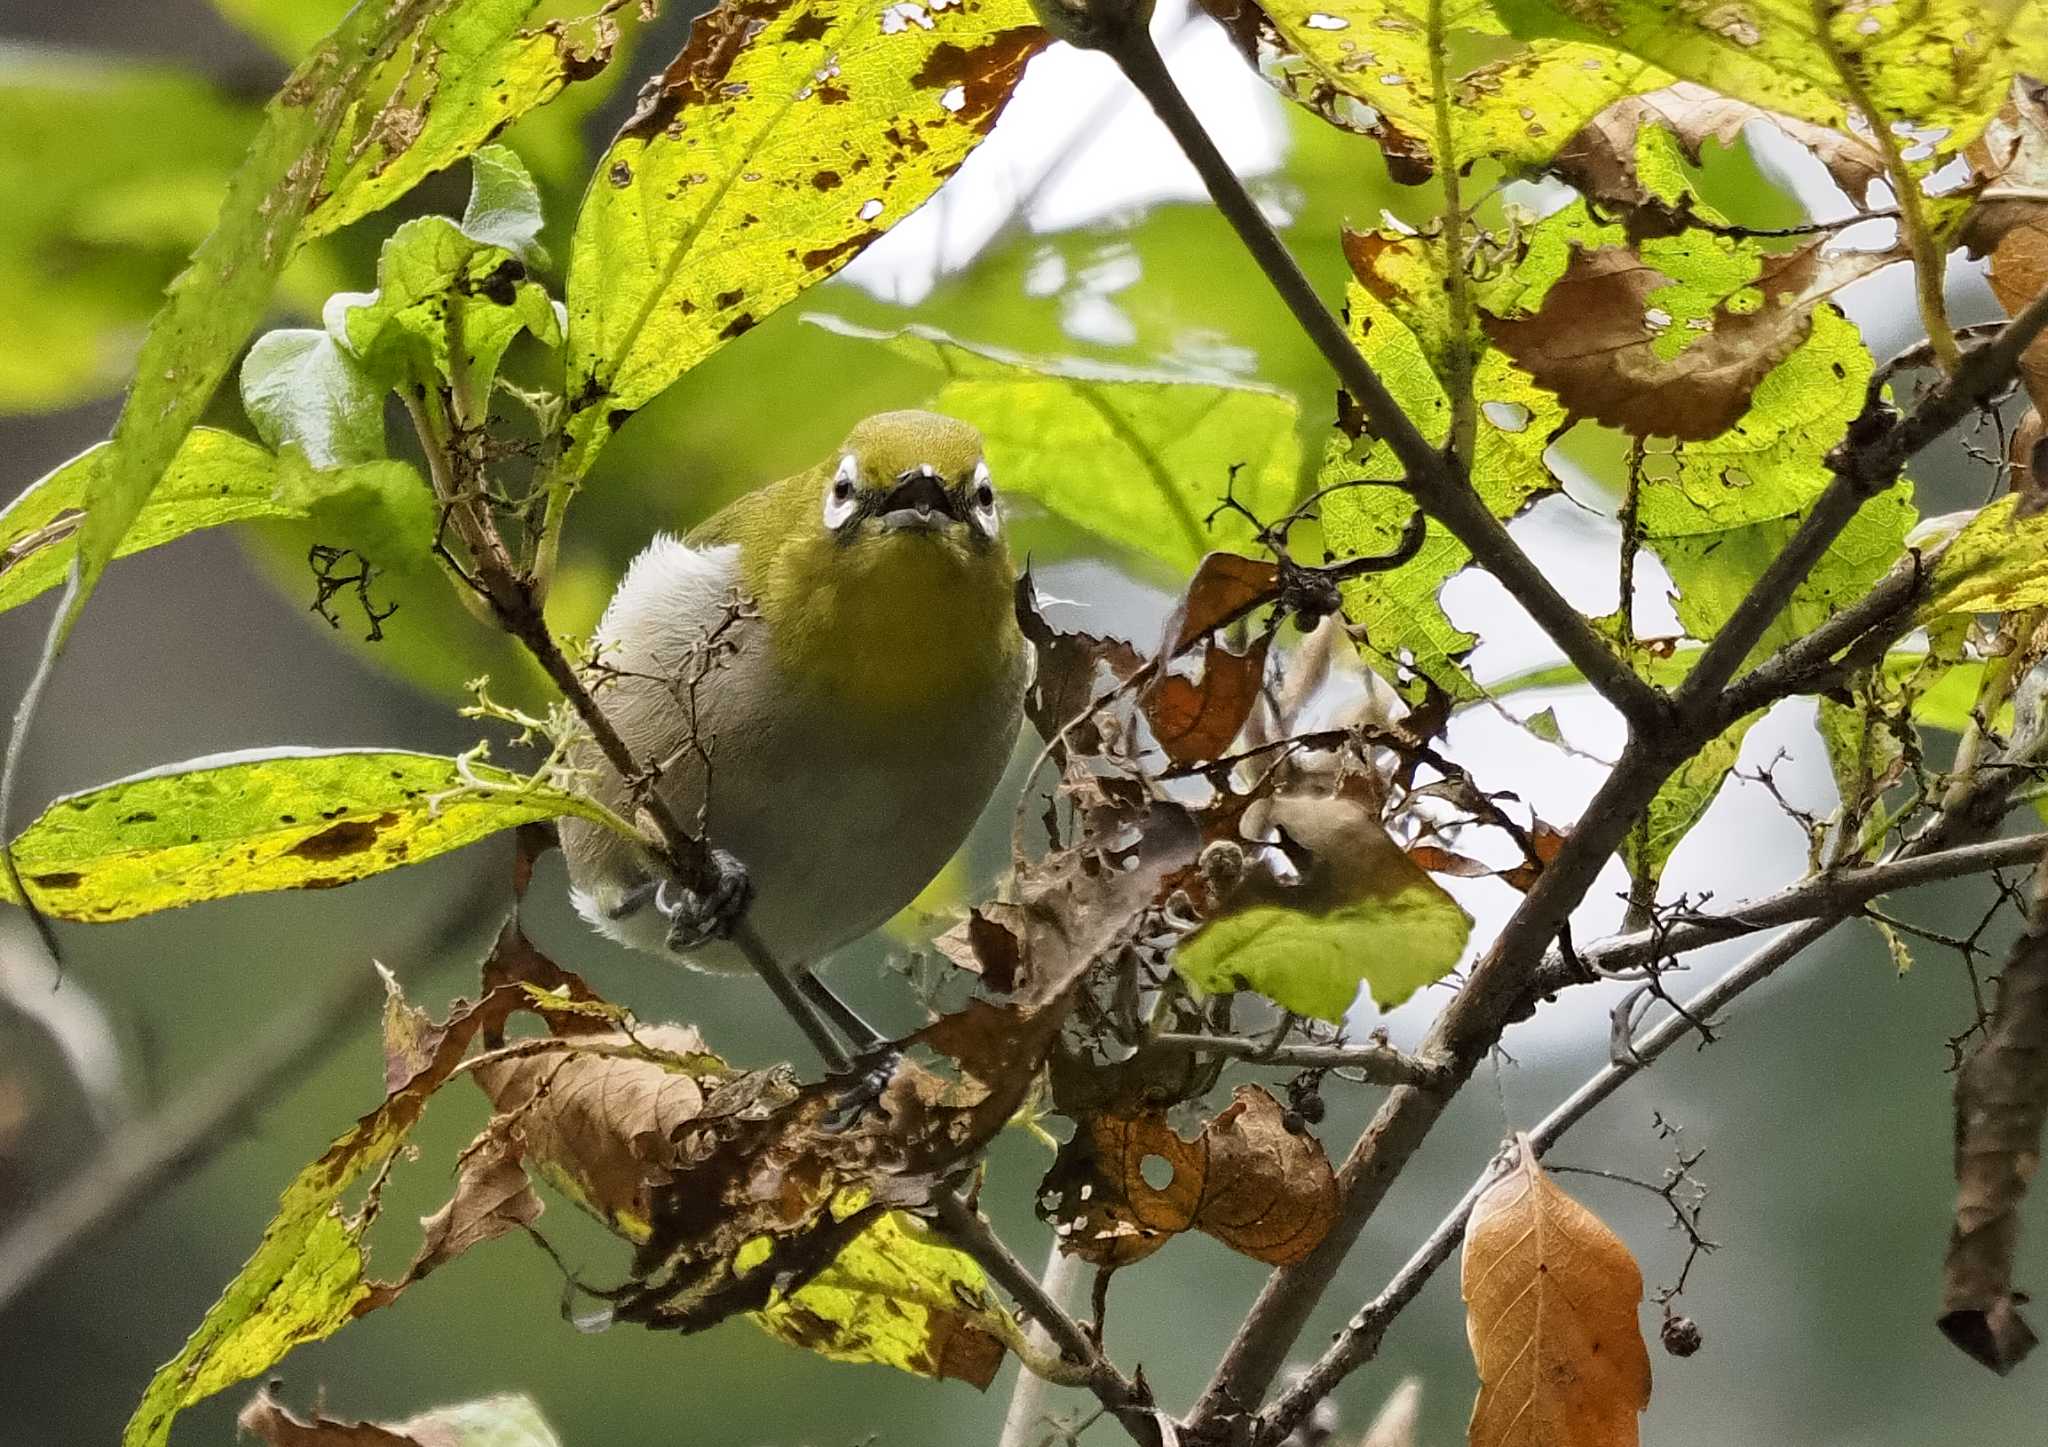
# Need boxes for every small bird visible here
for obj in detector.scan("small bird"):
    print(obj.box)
[558,410,1028,1064]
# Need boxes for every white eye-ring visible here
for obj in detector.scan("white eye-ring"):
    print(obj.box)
[824,454,860,528]
[968,459,998,533]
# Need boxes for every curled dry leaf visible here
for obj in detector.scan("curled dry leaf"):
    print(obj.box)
[238,1387,561,1447]
[1014,570,1144,750]
[1463,1135,1652,1447]
[1483,240,1897,442]
[1940,861,2048,1375]
[1140,551,1284,766]
[1553,82,1888,232]
[1041,1084,1337,1267]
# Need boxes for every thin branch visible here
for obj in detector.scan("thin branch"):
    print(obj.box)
[1259,724,2048,1442]
[1146,1032,1451,1089]
[0,861,503,1310]
[999,1242,1092,1447]
[1535,832,2048,988]
[1090,14,1666,732]
[930,1193,1158,1444]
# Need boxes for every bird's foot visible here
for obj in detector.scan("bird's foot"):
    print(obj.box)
[821,1049,903,1133]
[650,848,753,951]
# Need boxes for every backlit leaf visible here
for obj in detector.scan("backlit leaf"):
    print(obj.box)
[1176,795,1473,1021]
[1463,1134,1651,1447]
[0,430,425,619]
[1920,496,2048,616]
[1197,0,1662,180]
[303,0,644,242]
[1618,713,1754,889]
[561,0,1047,476]
[240,331,388,469]
[0,748,624,922]
[1495,0,2034,167]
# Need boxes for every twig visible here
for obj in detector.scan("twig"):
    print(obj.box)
[0,860,504,1310]
[1070,5,1666,732]
[999,1242,1092,1447]
[1258,723,2048,1442]
[931,1193,1158,1444]
[1145,1033,1450,1089]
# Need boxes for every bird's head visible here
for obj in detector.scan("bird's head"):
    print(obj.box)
[817,410,1003,552]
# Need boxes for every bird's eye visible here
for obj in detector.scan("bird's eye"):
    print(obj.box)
[968,460,998,533]
[824,455,861,528]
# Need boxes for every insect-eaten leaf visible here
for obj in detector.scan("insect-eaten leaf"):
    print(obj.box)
[1484,237,1896,442]
[562,0,1047,476]
[1196,0,1661,182]
[1014,569,1145,752]
[239,1388,562,1447]
[1175,794,1472,1022]
[1041,1083,1337,1267]
[1463,1134,1652,1447]
[811,317,1304,575]
[0,429,427,621]
[0,748,622,922]
[327,147,562,397]
[304,1,643,244]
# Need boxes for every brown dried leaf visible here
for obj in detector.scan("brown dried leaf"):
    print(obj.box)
[1043,1084,1337,1268]
[2012,410,2048,518]
[238,1391,418,1447]
[382,1115,544,1297]
[1985,214,2048,415]
[1463,1135,1651,1447]
[238,1388,559,1447]
[1554,82,1887,232]
[1143,633,1273,766]
[1167,552,1282,653]
[1014,570,1145,748]
[1940,870,2048,1375]
[1485,241,1895,441]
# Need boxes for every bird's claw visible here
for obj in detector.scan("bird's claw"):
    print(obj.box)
[821,1049,902,1133]
[652,847,753,951]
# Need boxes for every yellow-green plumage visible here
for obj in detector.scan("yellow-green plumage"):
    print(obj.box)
[559,409,1028,980]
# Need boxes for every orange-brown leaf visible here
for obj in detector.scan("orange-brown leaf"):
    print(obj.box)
[1045,1084,1337,1267]
[1143,633,1272,765]
[1463,1135,1651,1447]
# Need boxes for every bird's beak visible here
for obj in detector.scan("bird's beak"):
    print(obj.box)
[876,465,961,533]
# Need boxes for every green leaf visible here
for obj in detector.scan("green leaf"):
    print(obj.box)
[240,330,388,468]
[1919,496,2048,616]
[302,1,641,242]
[1318,276,1564,698]
[1619,714,1757,888]
[461,142,549,260]
[811,316,1302,575]
[746,1199,1016,1384]
[0,55,258,412]
[0,748,623,922]
[332,155,562,398]
[561,0,1047,477]
[0,430,424,619]
[1494,0,2034,166]
[1198,0,1664,178]
[1175,798,1473,1021]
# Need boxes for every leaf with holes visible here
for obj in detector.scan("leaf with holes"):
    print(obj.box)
[0,748,627,922]
[1042,1084,1337,1267]
[1197,0,1664,182]
[561,0,1047,477]
[1495,0,2034,169]
[1463,1134,1652,1447]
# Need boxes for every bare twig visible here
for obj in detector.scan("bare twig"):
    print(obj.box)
[999,1242,1093,1447]
[1145,1032,1450,1089]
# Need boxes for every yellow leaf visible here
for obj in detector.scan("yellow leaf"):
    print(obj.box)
[1462,1135,1651,1447]
[561,0,1046,475]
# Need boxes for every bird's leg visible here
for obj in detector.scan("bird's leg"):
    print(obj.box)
[652,847,753,950]
[799,964,900,1131]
